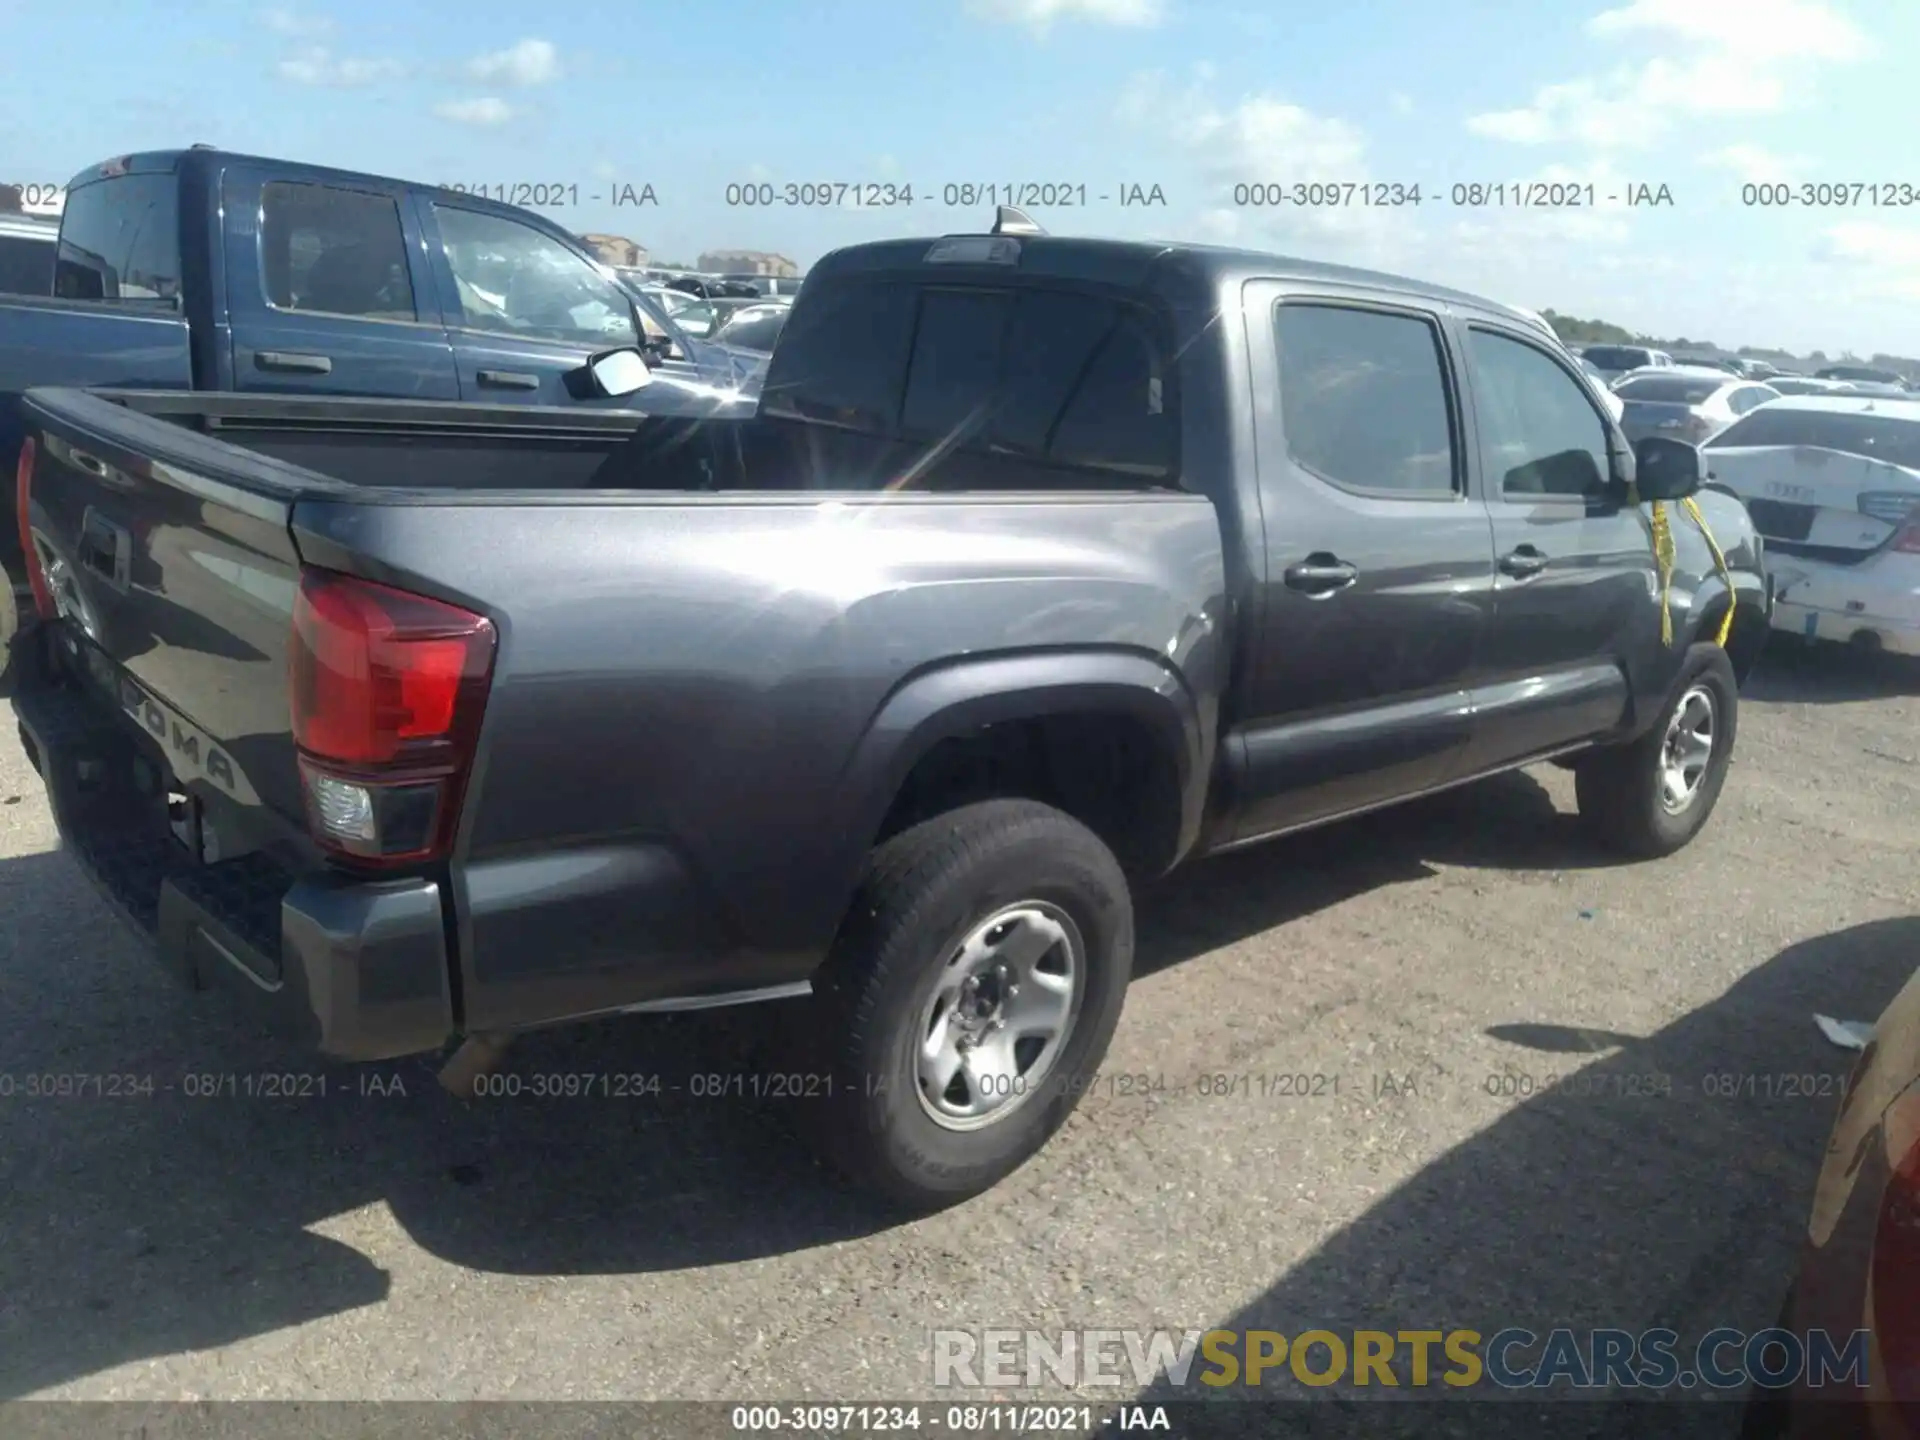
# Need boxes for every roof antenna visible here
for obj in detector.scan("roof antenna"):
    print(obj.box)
[991,205,1045,237]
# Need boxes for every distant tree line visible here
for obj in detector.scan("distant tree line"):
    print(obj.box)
[1539,308,1918,380]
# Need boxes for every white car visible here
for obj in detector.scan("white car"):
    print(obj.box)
[1701,395,1920,654]
[1613,372,1780,448]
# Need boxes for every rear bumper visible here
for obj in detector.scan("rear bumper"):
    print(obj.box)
[12,661,456,1061]
[1770,558,1920,656]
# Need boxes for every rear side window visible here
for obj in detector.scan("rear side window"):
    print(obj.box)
[54,174,182,302]
[261,182,416,321]
[1274,302,1457,496]
[761,281,1178,485]
[0,232,53,294]
[1707,408,1920,468]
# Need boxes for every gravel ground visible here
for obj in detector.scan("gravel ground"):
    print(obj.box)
[1,637,1915,1432]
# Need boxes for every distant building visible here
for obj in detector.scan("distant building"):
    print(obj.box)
[698,249,799,278]
[580,233,648,267]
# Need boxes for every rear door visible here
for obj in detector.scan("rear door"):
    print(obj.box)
[223,167,460,399]
[422,201,732,416]
[1457,320,1648,770]
[1231,284,1494,841]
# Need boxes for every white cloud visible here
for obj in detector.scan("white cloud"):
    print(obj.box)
[1702,144,1802,184]
[261,4,331,37]
[433,96,518,127]
[1816,222,1920,298]
[1116,71,1407,265]
[968,0,1164,36]
[466,38,561,87]
[277,47,404,86]
[1589,0,1868,62]
[1466,0,1869,148]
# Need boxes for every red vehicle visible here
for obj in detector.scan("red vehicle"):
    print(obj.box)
[1747,964,1920,1436]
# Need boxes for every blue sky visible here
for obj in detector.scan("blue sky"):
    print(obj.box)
[3,0,1916,356]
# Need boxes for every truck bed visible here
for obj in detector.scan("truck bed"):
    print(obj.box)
[13,385,1224,1059]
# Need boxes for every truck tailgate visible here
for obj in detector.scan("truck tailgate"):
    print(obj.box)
[12,388,456,1060]
[19,387,318,842]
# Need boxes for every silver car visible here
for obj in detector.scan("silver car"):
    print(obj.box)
[1612,372,1780,447]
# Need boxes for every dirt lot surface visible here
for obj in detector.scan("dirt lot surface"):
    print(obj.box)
[2,639,1915,1436]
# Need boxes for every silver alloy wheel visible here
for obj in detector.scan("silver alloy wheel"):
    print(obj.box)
[1658,683,1716,814]
[913,900,1085,1132]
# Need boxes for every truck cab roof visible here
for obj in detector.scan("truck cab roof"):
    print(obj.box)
[805,231,1555,340]
[65,148,594,249]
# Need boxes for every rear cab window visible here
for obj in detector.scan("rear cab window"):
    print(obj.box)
[758,278,1178,489]
[54,173,182,303]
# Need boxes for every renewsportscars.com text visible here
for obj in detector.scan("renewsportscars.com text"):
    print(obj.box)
[931,1326,1871,1393]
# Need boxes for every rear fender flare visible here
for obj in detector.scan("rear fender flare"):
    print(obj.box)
[835,647,1211,883]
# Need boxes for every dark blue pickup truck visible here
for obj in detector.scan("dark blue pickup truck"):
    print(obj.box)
[0,147,754,661]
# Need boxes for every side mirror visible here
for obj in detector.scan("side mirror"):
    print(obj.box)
[1632,435,1702,501]
[584,347,654,399]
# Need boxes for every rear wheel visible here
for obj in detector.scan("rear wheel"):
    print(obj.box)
[1576,644,1738,858]
[810,799,1133,1211]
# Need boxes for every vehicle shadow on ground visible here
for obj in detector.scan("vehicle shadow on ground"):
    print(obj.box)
[1745,638,1920,707]
[1133,768,1628,981]
[0,761,1656,1398]
[1124,915,1919,1439]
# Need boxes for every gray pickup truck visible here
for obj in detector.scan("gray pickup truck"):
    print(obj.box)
[9,219,1770,1208]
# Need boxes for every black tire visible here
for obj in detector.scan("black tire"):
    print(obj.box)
[1575,643,1738,858]
[810,799,1134,1211]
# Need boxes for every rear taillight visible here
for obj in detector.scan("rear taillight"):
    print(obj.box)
[289,568,495,868]
[1892,523,1920,554]
[13,438,54,620]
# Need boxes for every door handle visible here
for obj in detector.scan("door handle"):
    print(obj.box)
[1283,554,1359,596]
[78,509,130,587]
[1500,546,1549,579]
[477,369,541,390]
[254,350,333,375]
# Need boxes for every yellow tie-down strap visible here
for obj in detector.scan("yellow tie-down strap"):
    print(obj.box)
[1650,497,1736,649]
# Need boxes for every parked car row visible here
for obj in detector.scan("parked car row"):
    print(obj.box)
[615,265,803,302]
[1570,333,1920,660]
